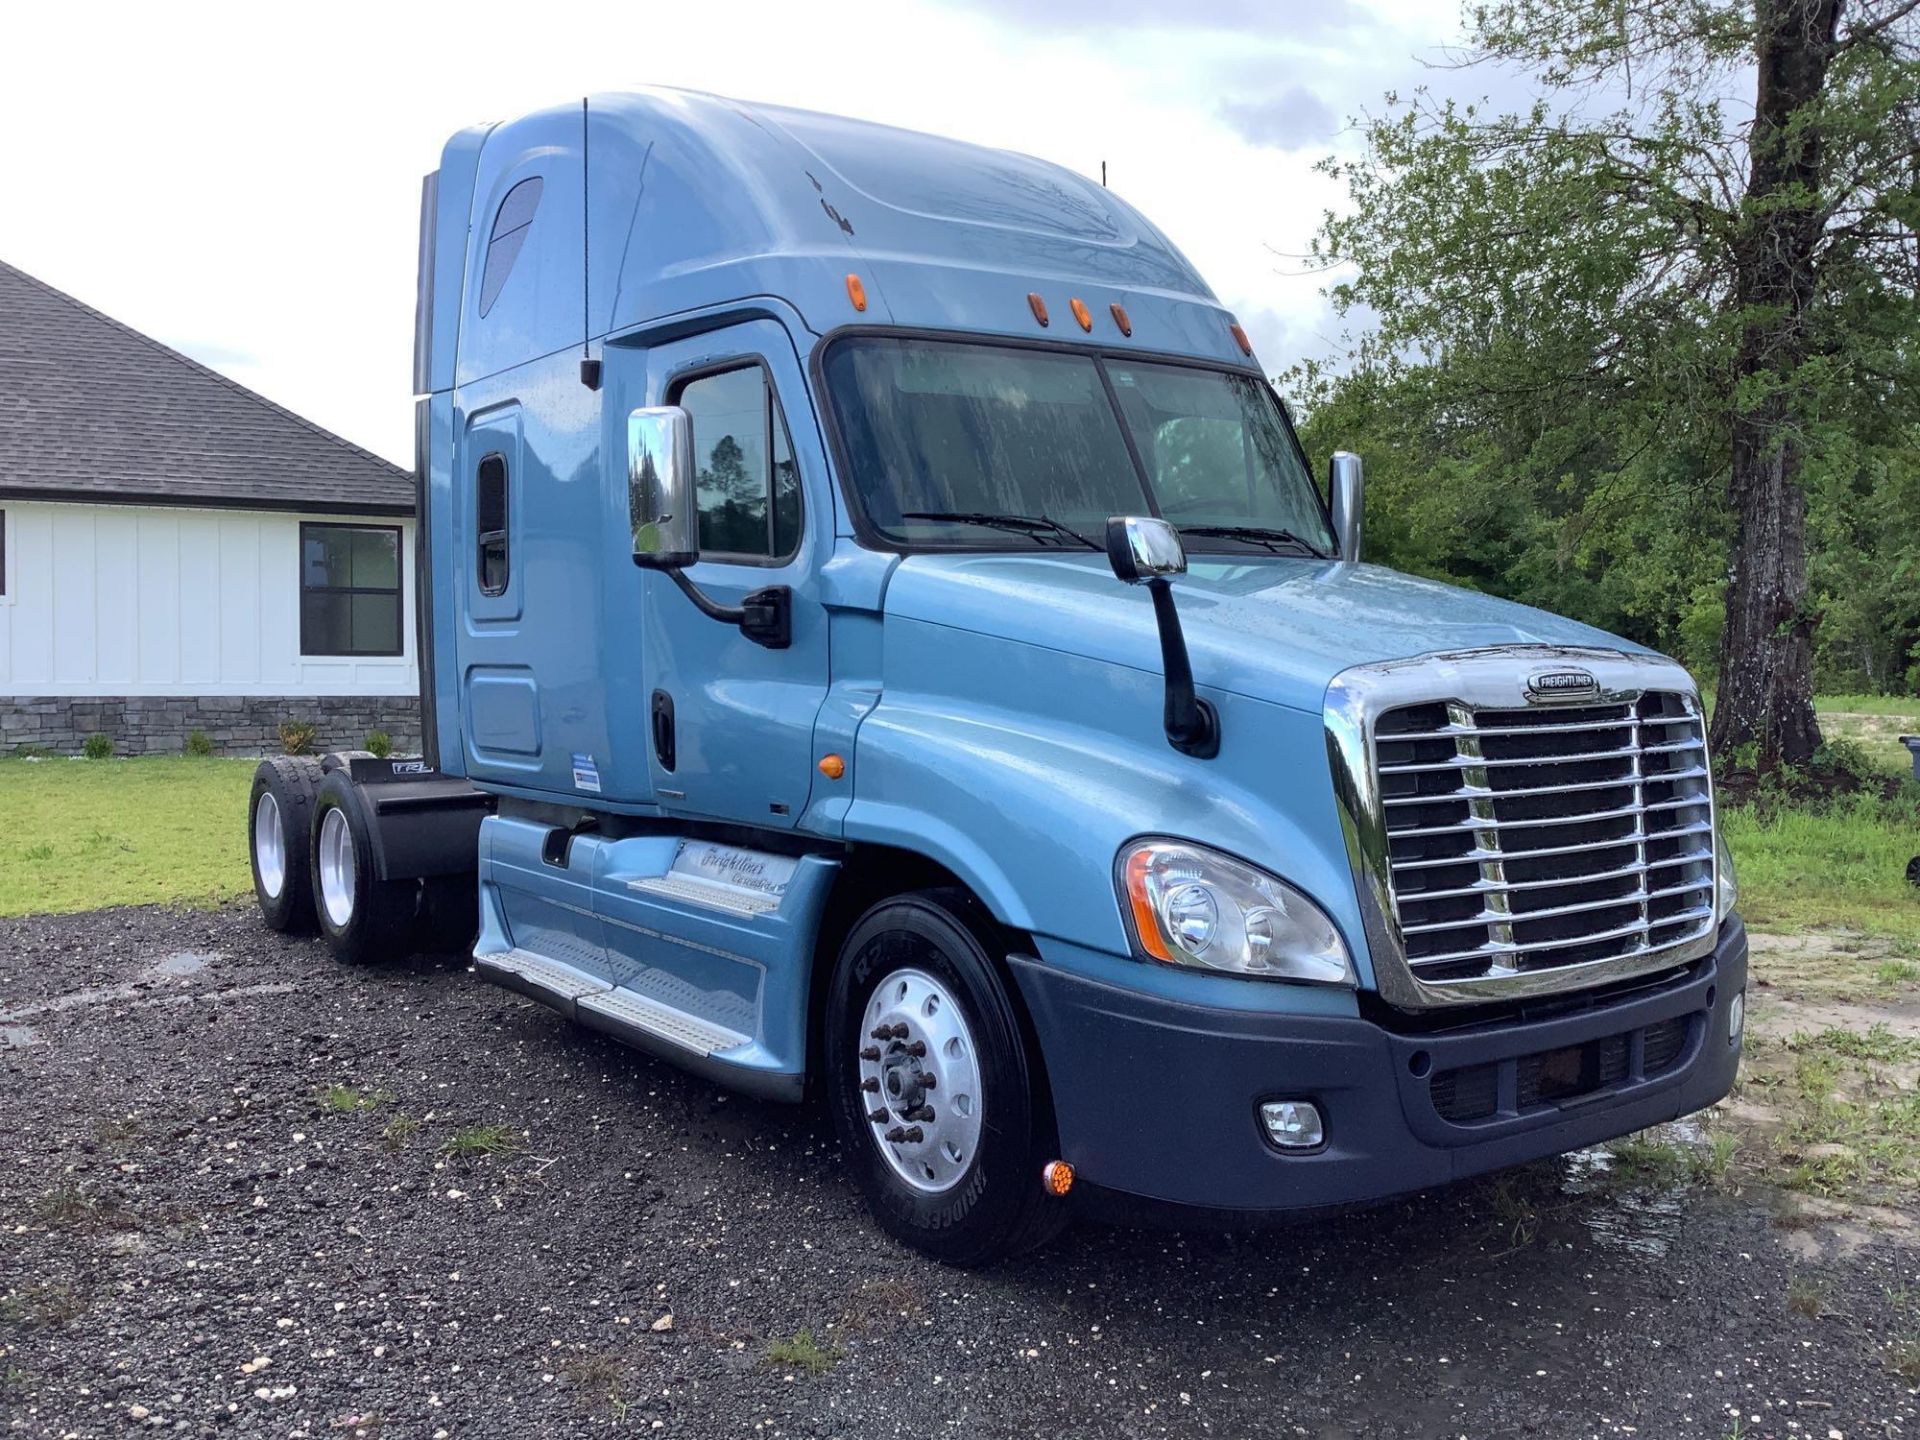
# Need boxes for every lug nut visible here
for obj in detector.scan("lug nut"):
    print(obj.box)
[904,1040,927,1058]
[902,1126,924,1143]
[884,1126,907,1143]
[905,1105,935,1123]
[860,1077,879,1093]
[868,1107,890,1125]
[859,1046,880,1062]
[920,1074,936,1090]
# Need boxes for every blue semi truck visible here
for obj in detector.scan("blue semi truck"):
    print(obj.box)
[246,88,1747,1265]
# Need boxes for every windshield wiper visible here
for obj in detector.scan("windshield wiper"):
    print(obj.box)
[900,510,1103,551]
[1178,523,1327,559]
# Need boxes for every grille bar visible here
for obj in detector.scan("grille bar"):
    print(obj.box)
[1373,689,1715,986]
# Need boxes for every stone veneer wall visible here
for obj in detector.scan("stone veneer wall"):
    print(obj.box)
[1,696,422,758]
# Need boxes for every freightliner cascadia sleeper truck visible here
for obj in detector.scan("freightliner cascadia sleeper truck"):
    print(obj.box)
[245,88,1746,1265]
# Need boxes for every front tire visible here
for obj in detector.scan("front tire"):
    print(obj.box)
[309,772,418,965]
[825,889,1066,1267]
[249,758,323,932]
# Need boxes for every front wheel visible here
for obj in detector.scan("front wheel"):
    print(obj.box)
[309,772,418,965]
[825,889,1067,1267]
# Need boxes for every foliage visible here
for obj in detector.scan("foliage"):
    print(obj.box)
[363,729,393,759]
[1295,0,1920,741]
[1721,785,1920,943]
[184,729,215,757]
[0,757,255,915]
[80,733,113,760]
[277,719,317,756]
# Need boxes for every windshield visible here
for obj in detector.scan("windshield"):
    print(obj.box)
[821,335,1332,555]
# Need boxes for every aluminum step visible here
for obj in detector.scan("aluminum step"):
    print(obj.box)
[473,946,747,1060]
[473,947,609,1011]
[626,872,782,917]
[577,986,749,1058]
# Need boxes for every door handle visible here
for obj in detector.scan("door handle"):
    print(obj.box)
[651,690,676,773]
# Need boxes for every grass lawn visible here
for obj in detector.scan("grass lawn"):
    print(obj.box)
[1722,790,1920,948]
[0,757,256,916]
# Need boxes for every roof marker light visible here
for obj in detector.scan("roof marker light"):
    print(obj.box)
[1229,320,1254,357]
[1110,303,1132,337]
[1069,297,1093,332]
[846,274,867,312]
[1028,292,1050,327]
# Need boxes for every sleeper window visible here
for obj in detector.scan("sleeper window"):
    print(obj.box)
[476,453,509,595]
[673,365,802,561]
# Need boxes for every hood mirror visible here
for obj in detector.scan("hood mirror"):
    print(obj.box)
[1105,515,1187,583]
[1328,451,1363,563]
[629,407,697,570]
[1104,516,1218,761]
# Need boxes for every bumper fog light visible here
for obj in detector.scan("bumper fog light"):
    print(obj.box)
[1259,1099,1324,1150]
[1728,989,1745,1045]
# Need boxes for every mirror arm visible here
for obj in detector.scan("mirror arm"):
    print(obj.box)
[662,567,792,651]
[1147,578,1220,759]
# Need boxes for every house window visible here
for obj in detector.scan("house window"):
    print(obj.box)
[476,453,509,595]
[301,524,402,656]
[672,364,802,561]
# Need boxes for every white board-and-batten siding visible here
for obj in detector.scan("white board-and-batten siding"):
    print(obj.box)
[0,500,417,697]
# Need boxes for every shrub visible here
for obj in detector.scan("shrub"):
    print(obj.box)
[277,719,317,756]
[80,733,113,761]
[185,729,215,757]
[364,729,393,759]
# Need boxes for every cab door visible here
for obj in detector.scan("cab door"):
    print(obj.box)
[638,320,830,827]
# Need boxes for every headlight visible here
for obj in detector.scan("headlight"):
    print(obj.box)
[1117,840,1355,984]
[1715,828,1738,922]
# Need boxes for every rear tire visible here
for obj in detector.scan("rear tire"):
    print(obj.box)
[249,758,323,933]
[309,771,419,965]
[825,888,1067,1267]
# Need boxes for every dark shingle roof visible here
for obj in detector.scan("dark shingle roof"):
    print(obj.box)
[0,259,411,514]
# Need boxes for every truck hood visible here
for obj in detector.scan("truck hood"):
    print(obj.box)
[882,554,1647,713]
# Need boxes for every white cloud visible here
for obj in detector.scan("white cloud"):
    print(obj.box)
[0,0,1462,465]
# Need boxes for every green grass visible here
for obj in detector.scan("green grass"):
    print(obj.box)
[1722,790,1920,945]
[439,1124,520,1160]
[317,1085,392,1114]
[0,757,255,916]
[1816,692,1920,718]
[763,1329,840,1375]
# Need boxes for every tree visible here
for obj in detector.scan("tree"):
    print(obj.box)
[1305,0,1920,773]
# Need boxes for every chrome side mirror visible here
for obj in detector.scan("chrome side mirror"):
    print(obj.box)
[629,407,697,570]
[1328,451,1363,563]
[1104,515,1188,584]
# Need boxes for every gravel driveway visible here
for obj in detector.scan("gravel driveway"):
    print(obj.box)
[3,906,1916,1438]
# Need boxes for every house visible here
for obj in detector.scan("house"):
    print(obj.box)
[0,260,419,756]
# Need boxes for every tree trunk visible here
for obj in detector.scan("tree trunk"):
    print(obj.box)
[1710,0,1838,772]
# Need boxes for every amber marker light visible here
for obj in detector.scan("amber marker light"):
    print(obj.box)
[1109,302,1132,337]
[818,753,847,780]
[1229,320,1254,357]
[845,274,867,312]
[1027,291,1050,327]
[1069,297,1093,332]
[1042,1160,1075,1197]
[1123,848,1173,962]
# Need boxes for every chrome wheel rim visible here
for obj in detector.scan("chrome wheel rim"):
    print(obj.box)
[253,792,286,899]
[858,967,984,1195]
[317,807,357,929]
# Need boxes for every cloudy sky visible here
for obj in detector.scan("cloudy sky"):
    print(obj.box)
[1,0,1472,466]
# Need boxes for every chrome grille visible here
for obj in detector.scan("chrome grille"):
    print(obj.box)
[1371,691,1715,987]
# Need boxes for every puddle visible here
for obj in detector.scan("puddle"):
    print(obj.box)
[1551,1120,1712,1259]
[1,1023,41,1049]
[153,951,215,978]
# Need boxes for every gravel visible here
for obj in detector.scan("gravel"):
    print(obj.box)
[2,905,1917,1438]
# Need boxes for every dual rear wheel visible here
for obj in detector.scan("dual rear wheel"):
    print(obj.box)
[248,759,472,964]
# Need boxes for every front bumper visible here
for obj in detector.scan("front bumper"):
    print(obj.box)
[1009,916,1746,1215]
